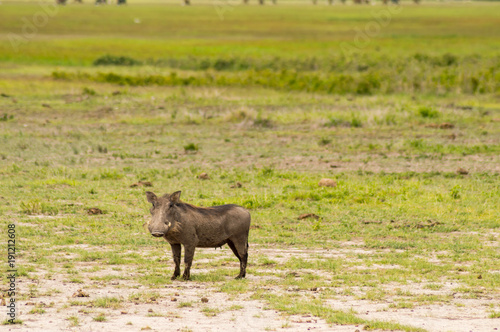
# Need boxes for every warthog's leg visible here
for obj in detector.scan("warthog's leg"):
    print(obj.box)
[170,243,181,280]
[227,237,248,279]
[182,245,196,280]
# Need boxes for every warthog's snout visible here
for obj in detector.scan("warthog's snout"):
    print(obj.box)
[148,221,171,238]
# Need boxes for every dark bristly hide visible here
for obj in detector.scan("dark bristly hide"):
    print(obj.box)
[145,191,251,280]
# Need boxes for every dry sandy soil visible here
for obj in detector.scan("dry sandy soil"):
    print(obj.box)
[6,246,500,332]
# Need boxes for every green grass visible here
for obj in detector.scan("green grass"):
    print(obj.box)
[489,311,500,319]
[228,304,244,311]
[1,2,500,65]
[66,315,80,327]
[2,319,23,325]
[52,62,500,95]
[93,313,107,322]
[183,142,199,152]
[28,307,46,314]
[260,294,425,332]
[178,301,194,308]
[92,297,123,309]
[201,306,221,317]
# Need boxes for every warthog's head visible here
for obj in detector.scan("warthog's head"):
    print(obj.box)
[145,191,181,237]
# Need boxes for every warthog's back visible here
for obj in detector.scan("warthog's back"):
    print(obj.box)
[179,203,250,248]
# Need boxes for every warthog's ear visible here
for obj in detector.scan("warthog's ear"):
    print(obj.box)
[170,191,181,204]
[146,191,157,204]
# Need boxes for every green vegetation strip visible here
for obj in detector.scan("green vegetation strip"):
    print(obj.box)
[53,56,500,95]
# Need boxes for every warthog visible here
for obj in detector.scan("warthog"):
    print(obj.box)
[146,191,251,280]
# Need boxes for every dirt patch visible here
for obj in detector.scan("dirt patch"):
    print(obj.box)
[326,298,499,332]
[9,246,500,332]
[14,269,333,332]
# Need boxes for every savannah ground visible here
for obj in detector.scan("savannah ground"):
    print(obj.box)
[0,1,499,331]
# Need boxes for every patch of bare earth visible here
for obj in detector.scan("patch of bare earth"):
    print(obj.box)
[15,282,331,332]
[253,247,500,332]
[10,246,500,332]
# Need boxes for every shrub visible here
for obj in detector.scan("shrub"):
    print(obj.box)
[350,116,363,128]
[0,114,14,122]
[54,53,500,96]
[93,55,142,66]
[20,200,59,215]
[450,185,461,199]
[184,143,199,152]
[417,106,440,118]
[82,87,96,95]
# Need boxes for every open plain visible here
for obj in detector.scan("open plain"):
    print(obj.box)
[0,1,499,331]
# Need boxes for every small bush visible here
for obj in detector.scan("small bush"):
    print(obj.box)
[0,114,14,121]
[260,166,274,177]
[319,137,331,146]
[20,200,58,215]
[225,109,255,122]
[29,308,46,314]
[325,117,350,127]
[201,307,220,317]
[439,53,458,66]
[450,185,461,199]
[52,71,75,80]
[93,313,107,322]
[97,145,108,153]
[66,316,79,327]
[184,143,199,152]
[350,116,363,128]
[489,311,500,318]
[99,169,123,180]
[93,55,142,66]
[253,116,273,128]
[417,106,440,118]
[82,87,96,95]
[177,301,193,308]
[92,297,122,309]
[312,219,322,231]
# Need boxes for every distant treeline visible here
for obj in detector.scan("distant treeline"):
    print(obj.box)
[53,53,500,95]
[93,53,496,72]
